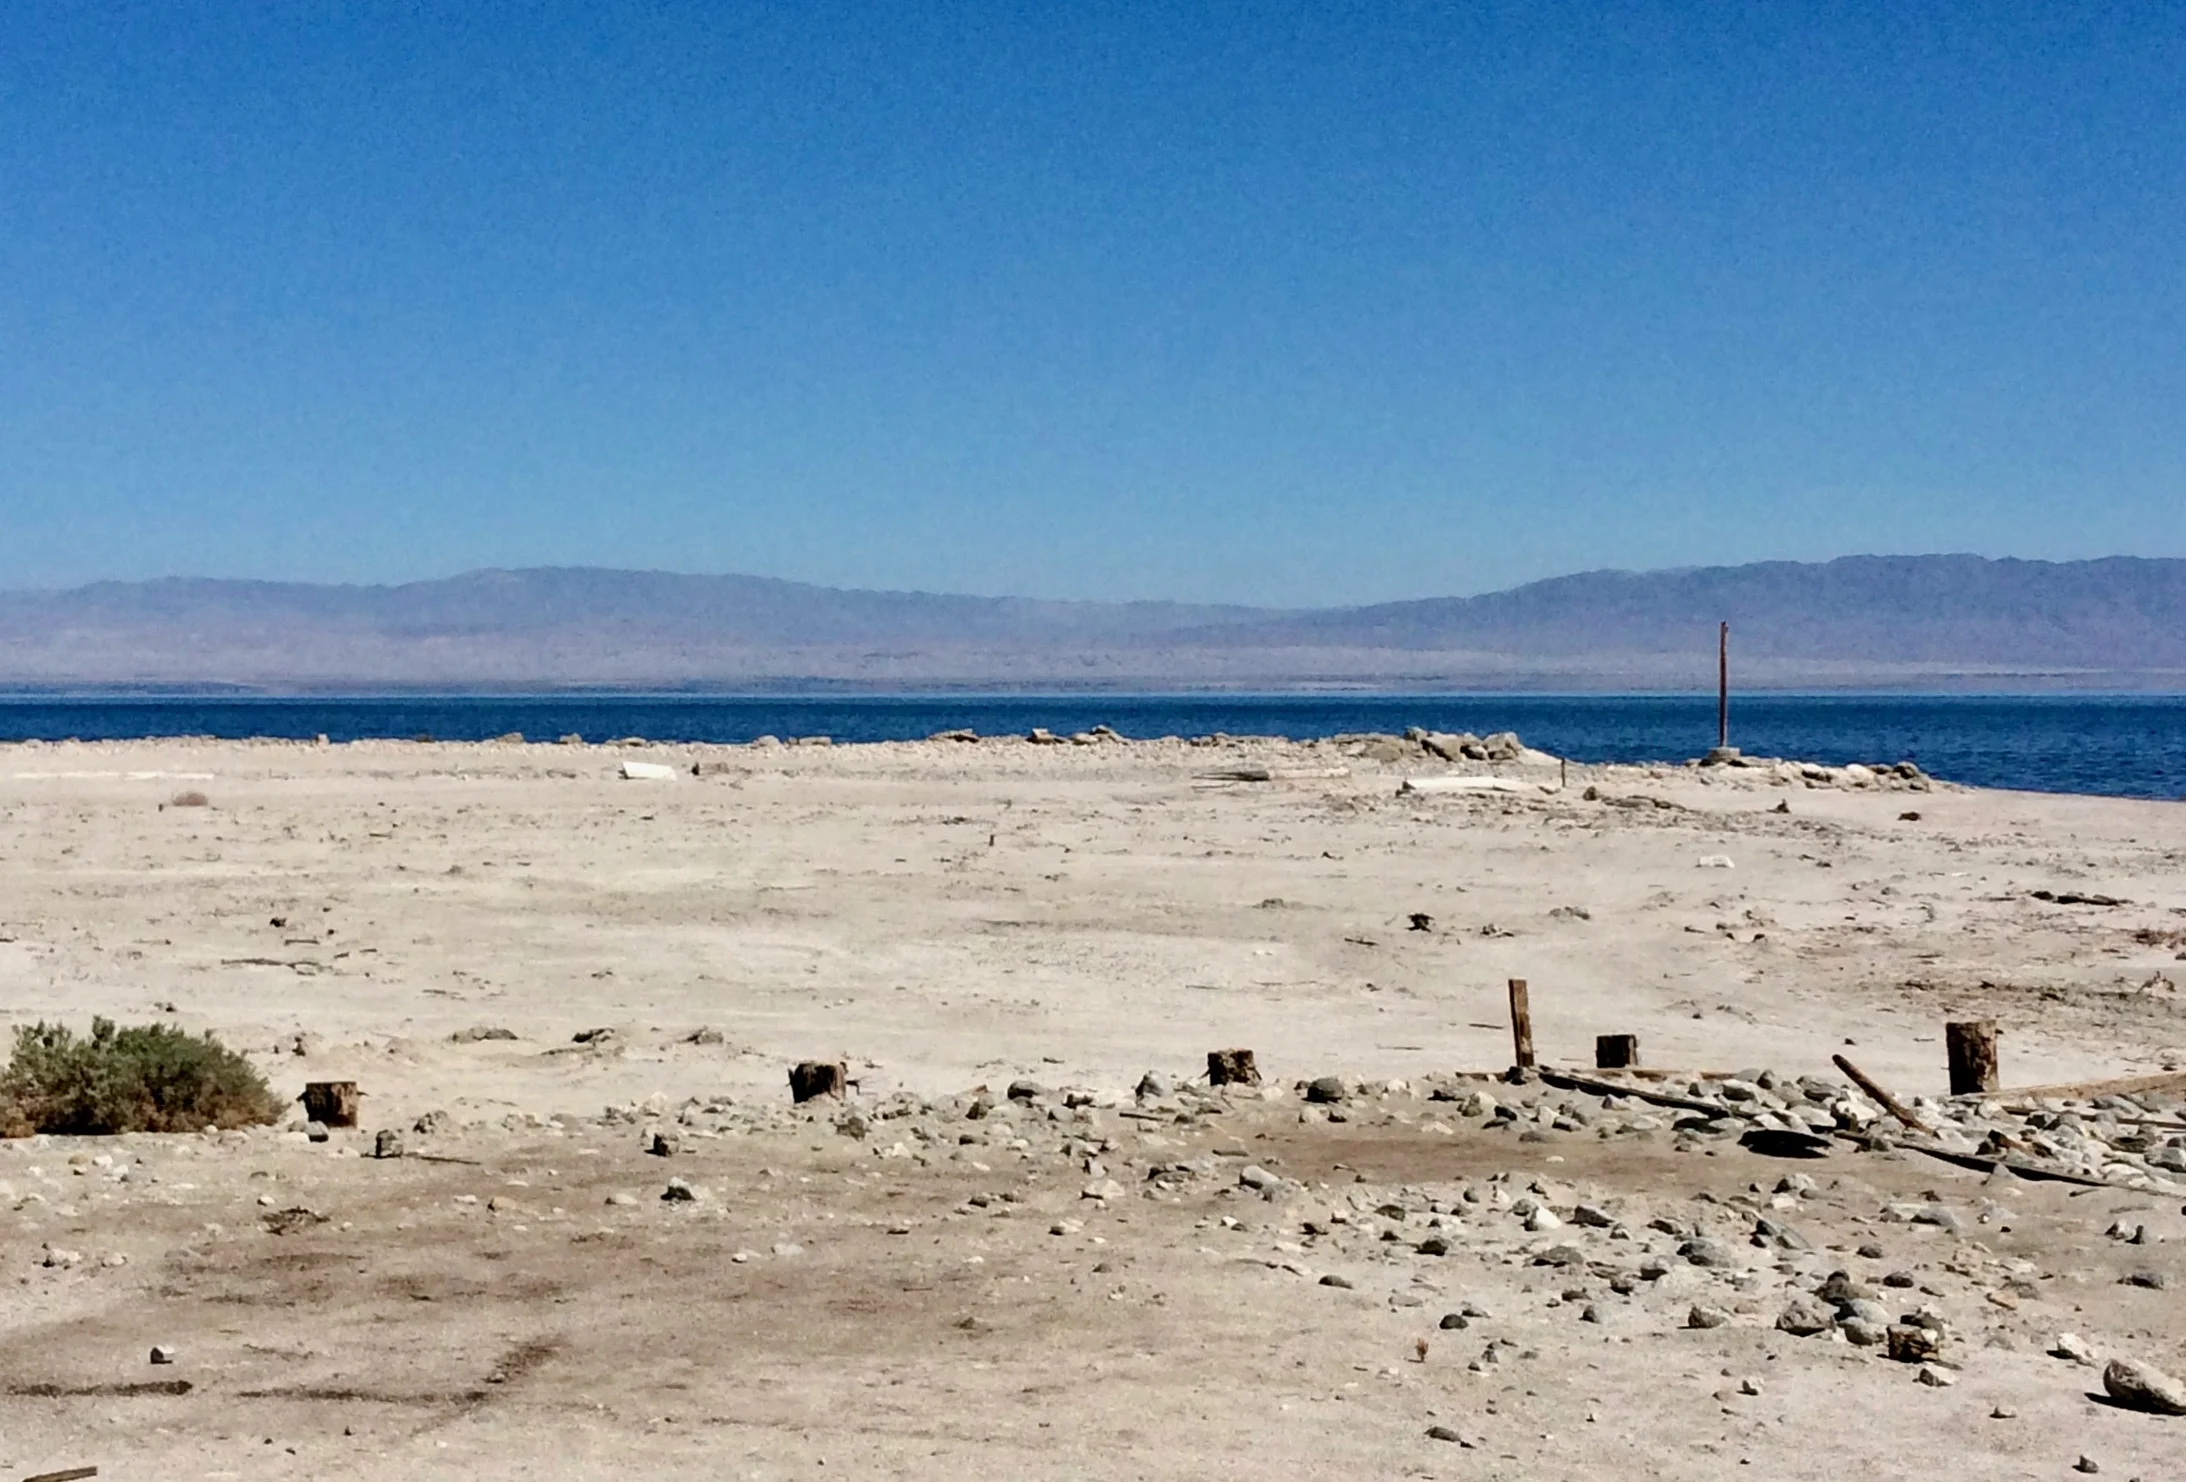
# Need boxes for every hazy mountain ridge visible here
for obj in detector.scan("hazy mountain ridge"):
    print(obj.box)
[1,556,2182,689]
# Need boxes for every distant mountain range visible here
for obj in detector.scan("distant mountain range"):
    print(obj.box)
[2,555,2183,690]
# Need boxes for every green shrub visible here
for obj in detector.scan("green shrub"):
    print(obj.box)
[0,1018,283,1136]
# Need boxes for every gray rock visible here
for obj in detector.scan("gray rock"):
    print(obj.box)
[1753,1216,1810,1251]
[1135,1071,1174,1099]
[1304,1076,1348,1104]
[1318,1273,1354,1289]
[2101,1357,2186,1415]
[1006,1079,1049,1102]
[1679,1237,1737,1268]
[661,1177,697,1202]
[1688,1304,1732,1329]
[1886,1324,1944,1364]
[1776,1296,1834,1336]
[1439,1311,1469,1330]
[1238,1164,1278,1191]
[1837,1298,1890,1326]
[1840,1318,1888,1347]
[1818,1270,1876,1305]
[148,1344,177,1365]
[372,1129,404,1159]
[1571,1202,1617,1228]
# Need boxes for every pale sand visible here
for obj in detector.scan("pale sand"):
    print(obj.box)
[2,737,2182,1479]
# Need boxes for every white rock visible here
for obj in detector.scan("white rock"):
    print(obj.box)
[2050,1332,2098,1365]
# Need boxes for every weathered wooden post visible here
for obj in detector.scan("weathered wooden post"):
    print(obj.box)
[1507,979,1535,1071]
[788,1060,847,1103]
[301,1081,359,1128]
[1207,1048,1261,1087]
[1595,1033,1639,1070]
[1945,1021,2000,1095]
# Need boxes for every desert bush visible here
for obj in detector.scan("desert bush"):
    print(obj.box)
[0,1018,282,1136]
[169,790,210,807]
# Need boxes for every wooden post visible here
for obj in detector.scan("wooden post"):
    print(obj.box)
[1945,1021,2000,1095]
[1207,1048,1261,1087]
[1594,1033,1639,1070]
[1507,979,1535,1071]
[788,1060,847,1103]
[301,1081,359,1128]
[1717,621,1729,750]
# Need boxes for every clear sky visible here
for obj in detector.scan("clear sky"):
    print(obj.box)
[3,3,2182,606]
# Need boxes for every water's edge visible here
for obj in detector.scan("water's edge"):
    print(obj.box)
[4,695,2184,800]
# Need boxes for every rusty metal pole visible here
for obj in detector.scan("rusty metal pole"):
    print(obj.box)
[1717,621,1729,751]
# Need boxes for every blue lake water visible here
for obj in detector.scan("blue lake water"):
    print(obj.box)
[2,694,2183,800]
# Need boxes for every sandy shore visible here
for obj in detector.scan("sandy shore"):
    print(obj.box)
[3,735,2183,1478]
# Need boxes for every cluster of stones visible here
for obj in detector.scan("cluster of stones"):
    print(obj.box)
[1698,753,1935,790]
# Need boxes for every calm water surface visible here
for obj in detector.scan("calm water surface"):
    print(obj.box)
[2,694,2183,799]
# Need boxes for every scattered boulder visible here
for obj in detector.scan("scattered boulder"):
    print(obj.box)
[2102,1357,2186,1416]
[1304,1076,1348,1105]
[1776,1296,1834,1336]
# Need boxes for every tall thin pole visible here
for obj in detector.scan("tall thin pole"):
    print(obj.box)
[1717,621,1729,750]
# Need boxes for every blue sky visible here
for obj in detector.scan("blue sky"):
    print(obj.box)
[3,3,2182,605]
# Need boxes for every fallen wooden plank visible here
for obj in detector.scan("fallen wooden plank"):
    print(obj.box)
[1888,1139,2146,1191]
[1965,1070,2186,1103]
[1537,1067,1740,1119]
[24,1467,99,1482]
[1832,1054,1931,1132]
[1398,776,1539,795]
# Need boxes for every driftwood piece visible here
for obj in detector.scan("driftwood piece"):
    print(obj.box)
[1886,1139,2138,1190]
[1945,1020,2000,1095]
[1831,1055,1929,1132]
[1506,979,1535,1071]
[1594,1034,1639,1070]
[1973,1070,2186,1103]
[301,1081,359,1128]
[1206,1049,1261,1087]
[1536,1067,1736,1119]
[788,1061,847,1103]
[24,1468,100,1482]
